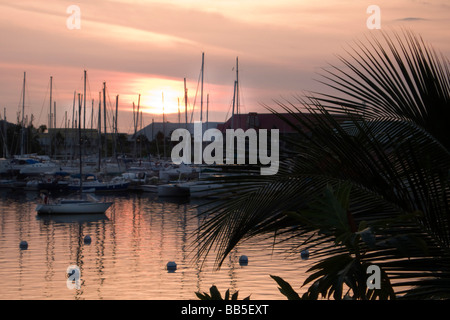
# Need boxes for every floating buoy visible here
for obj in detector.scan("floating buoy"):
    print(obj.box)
[167,261,177,272]
[239,255,248,266]
[301,249,310,260]
[19,241,28,250]
[84,235,91,244]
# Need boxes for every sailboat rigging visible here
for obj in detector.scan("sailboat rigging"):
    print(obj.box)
[35,73,114,215]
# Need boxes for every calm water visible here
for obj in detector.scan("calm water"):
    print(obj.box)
[0,189,312,300]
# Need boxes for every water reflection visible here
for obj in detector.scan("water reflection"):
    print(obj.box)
[36,214,109,224]
[0,190,310,300]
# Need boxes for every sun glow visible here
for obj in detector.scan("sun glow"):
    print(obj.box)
[116,73,234,128]
[142,88,182,116]
[129,77,188,117]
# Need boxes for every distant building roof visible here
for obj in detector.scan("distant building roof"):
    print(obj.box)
[136,112,351,140]
[137,121,223,140]
[217,112,350,134]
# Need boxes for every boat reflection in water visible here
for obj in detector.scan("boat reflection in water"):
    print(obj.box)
[0,191,310,300]
[36,212,109,224]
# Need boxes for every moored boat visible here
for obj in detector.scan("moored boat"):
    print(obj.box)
[35,194,113,214]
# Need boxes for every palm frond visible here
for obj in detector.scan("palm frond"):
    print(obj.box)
[192,30,450,299]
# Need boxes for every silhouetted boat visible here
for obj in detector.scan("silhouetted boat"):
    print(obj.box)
[36,86,114,214]
[36,194,113,214]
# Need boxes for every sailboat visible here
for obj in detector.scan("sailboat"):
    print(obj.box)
[35,194,113,214]
[157,53,207,197]
[35,86,113,215]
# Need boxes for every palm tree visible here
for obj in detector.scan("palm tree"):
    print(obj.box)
[193,30,450,300]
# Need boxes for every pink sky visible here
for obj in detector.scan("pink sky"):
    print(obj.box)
[0,0,449,134]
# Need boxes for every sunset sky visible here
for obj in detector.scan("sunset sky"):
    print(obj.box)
[0,0,449,134]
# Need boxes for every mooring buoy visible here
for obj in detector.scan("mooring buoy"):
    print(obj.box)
[167,261,177,272]
[84,235,92,244]
[239,255,248,266]
[19,240,28,250]
[301,249,310,260]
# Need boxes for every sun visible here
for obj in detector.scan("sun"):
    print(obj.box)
[141,87,183,116]
[129,77,186,117]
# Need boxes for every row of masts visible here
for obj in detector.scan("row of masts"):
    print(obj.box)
[15,53,241,158]
[45,71,119,162]
[48,72,119,134]
[188,52,240,131]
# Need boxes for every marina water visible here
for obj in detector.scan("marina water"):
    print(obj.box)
[0,190,311,300]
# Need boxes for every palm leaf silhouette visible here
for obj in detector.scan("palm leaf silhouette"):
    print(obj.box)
[192,30,450,299]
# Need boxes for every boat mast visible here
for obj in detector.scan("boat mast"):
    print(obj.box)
[53,100,56,157]
[54,101,56,131]
[98,91,102,171]
[200,52,204,123]
[91,99,94,131]
[231,57,239,130]
[133,94,140,159]
[20,72,26,156]
[140,110,143,159]
[64,110,67,161]
[78,93,83,193]
[137,94,140,128]
[162,92,166,158]
[72,91,76,129]
[115,95,119,137]
[72,91,76,161]
[91,98,94,147]
[231,80,236,130]
[206,93,209,130]
[3,108,7,158]
[49,76,54,158]
[136,94,140,159]
[83,70,86,131]
[114,94,119,169]
[49,76,53,130]
[184,78,188,129]
[103,82,107,159]
[236,57,239,118]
